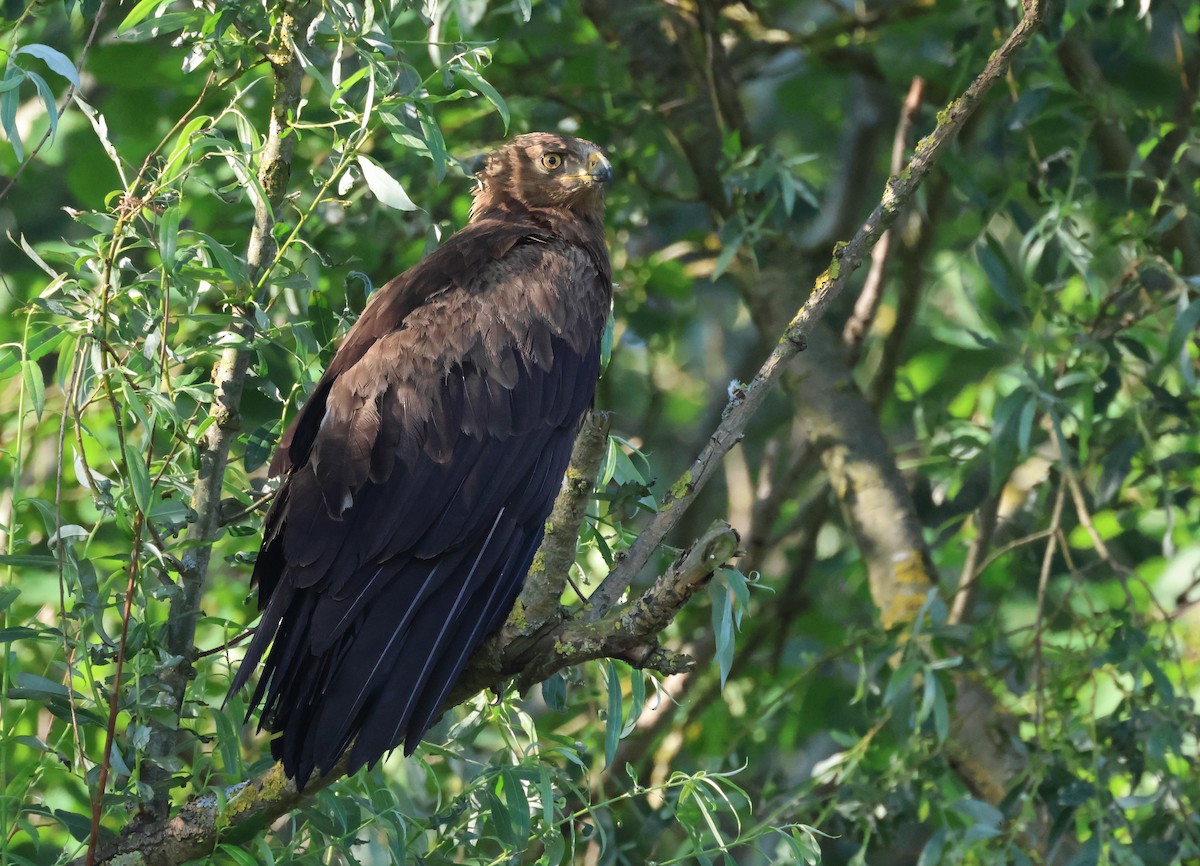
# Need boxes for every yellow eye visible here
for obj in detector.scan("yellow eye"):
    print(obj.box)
[540,153,563,170]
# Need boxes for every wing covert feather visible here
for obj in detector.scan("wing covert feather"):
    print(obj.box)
[231,228,611,786]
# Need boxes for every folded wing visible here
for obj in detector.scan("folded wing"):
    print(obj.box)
[229,233,609,786]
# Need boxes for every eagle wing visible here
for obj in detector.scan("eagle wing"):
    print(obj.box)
[230,225,610,785]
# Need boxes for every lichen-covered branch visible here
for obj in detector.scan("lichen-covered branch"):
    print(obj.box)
[791,327,936,626]
[514,411,611,630]
[583,0,1047,619]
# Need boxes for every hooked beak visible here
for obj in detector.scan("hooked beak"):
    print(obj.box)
[587,150,613,186]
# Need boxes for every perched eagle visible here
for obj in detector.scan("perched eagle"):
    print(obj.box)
[229,133,613,786]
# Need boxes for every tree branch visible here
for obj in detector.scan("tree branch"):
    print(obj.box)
[843,75,925,365]
[513,411,611,631]
[76,520,740,866]
[583,0,1048,620]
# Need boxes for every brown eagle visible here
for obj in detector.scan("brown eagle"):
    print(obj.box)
[229,133,613,786]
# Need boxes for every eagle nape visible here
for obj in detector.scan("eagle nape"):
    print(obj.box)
[227,133,614,787]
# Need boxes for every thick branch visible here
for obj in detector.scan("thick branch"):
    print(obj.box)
[583,0,1048,619]
[514,411,611,630]
[792,327,936,626]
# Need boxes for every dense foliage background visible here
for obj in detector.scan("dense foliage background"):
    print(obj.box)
[1,0,1198,864]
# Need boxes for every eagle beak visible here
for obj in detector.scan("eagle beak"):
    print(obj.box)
[587,151,613,186]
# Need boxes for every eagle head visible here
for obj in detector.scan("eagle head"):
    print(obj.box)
[471,132,612,216]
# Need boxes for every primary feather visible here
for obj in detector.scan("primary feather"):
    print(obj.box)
[229,133,613,786]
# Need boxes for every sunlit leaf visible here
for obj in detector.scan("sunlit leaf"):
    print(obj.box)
[15,44,79,87]
[356,154,421,211]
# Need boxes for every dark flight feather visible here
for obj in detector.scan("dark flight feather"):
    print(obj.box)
[229,133,613,786]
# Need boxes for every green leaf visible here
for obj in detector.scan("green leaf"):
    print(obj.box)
[709,577,735,688]
[124,441,152,514]
[882,658,920,708]
[356,155,420,211]
[0,555,57,569]
[712,232,742,279]
[419,107,448,182]
[599,314,614,372]
[0,626,50,643]
[603,660,623,768]
[9,672,70,700]
[540,672,567,712]
[1063,837,1100,866]
[217,844,261,866]
[15,44,80,87]
[917,827,946,866]
[2,65,25,161]
[161,114,211,184]
[19,359,44,421]
[243,424,277,474]
[158,206,181,271]
[501,768,532,845]
[191,232,248,289]
[455,64,510,131]
[52,809,92,843]
[0,586,20,610]
[118,0,167,34]
[978,236,1024,313]
[1166,298,1200,361]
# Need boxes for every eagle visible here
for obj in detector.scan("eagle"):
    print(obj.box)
[228,132,613,787]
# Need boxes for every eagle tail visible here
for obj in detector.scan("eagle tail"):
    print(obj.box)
[237,513,543,788]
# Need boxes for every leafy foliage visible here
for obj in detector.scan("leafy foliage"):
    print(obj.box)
[1,0,1198,864]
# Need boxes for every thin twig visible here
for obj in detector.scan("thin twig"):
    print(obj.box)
[1032,479,1066,740]
[86,510,145,866]
[194,627,257,660]
[949,491,1001,625]
[144,7,312,816]
[843,75,924,365]
[218,488,278,527]
[1062,468,1125,573]
[56,344,89,769]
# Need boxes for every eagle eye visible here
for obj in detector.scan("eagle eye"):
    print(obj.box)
[540,152,564,170]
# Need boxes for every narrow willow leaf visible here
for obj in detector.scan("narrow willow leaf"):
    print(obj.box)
[158,206,181,272]
[0,586,21,610]
[20,360,44,421]
[455,65,510,131]
[15,44,80,87]
[357,155,420,211]
[2,67,25,161]
[709,578,734,688]
[192,232,248,289]
[603,660,623,767]
[124,442,152,514]
[118,0,166,34]
[501,768,532,845]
